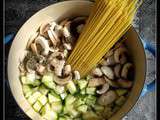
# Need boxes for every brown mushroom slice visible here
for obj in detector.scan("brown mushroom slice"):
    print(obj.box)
[105,55,116,66]
[121,63,133,79]
[52,73,72,85]
[26,32,39,49]
[63,21,71,38]
[63,43,72,50]
[35,36,50,56]
[63,65,71,76]
[39,22,50,37]
[98,90,117,106]
[48,52,64,62]
[91,68,103,77]
[104,49,114,58]
[114,64,122,78]
[30,43,38,55]
[114,47,128,64]
[59,18,69,27]
[47,29,59,46]
[36,64,46,75]
[104,77,119,88]
[96,83,109,94]
[73,70,81,80]
[88,78,106,87]
[50,59,65,77]
[101,66,114,80]
[117,79,133,88]
[119,53,127,65]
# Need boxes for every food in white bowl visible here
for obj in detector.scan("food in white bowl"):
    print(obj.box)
[19,16,134,120]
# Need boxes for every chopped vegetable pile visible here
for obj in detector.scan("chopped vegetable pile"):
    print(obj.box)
[19,16,134,120]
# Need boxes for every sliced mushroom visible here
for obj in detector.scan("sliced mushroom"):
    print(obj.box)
[50,59,65,77]
[26,32,39,49]
[30,43,38,55]
[88,78,106,87]
[98,90,117,106]
[114,47,128,64]
[104,77,119,88]
[121,63,133,79]
[120,54,127,65]
[47,29,59,46]
[59,18,69,27]
[52,73,72,85]
[73,70,81,80]
[50,28,60,44]
[63,43,72,50]
[63,49,68,58]
[39,22,50,38]
[48,52,64,62]
[101,66,114,80]
[104,55,116,66]
[35,36,50,56]
[63,65,71,76]
[114,64,122,78]
[91,68,103,77]
[117,79,133,88]
[36,64,46,75]
[96,83,109,94]
[63,21,71,38]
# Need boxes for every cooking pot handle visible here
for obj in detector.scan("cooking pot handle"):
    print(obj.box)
[4,34,156,97]
[140,40,156,97]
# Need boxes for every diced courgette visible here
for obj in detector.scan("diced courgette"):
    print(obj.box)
[60,92,68,100]
[42,110,58,120]
[33,101,42,112]
[21,74,40,86]
[42,73,56,89]
[67,81,77,94]
[28,91,42,105]
[86,87,96,95]
[80,89,86,95]
[65,95,76,105]
[48,92,61,103]
[54,85,65,95]
[77,80,88,90]
[39,85,49,95]
[38,95,48,105]
[115,89,128,96]
[51,101,62,113]
[77,105,88,113]
[40,103,51,116]
[85,95,97,106]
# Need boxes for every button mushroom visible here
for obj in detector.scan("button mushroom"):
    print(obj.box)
[35,36,50,56]
[98,90,117,106]
[121,63,133,79]
[96,83,109,94]
[73,70,81,80]
[52,73,72,85]
[39,22,50,38]
[114,64,122,78]
[101,66,114,80]
[88,78,106,87]
[48,51,64,62]
[91,68,103,77]
[47,29,59,46]
[104,55,116,66]
[30,43,38,55]
[63,65,71,76]
[50,59,65,77]
[104,77,119,88]
[114,47,128,64]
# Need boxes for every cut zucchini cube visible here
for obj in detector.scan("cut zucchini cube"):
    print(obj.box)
[115,89,128,96]
[60,92,68,100]
[77,80,88,90]
[80,88,86,95]
[48,93,61,103]
[25,91,33,98]
[86,87,96,95]
[39,85,49,95]
[54,85,65,95]
[115,96,126,106]
[77,105,88,113]
[65,95,76,105]
[33,101,42,112]
[94,105,104,112]
[42,73,56,89]
[21,76,27,84]
[42,111,58,120]
[22,85,32,95]
[74,98,85,107]
[38,95,48,105]
[85,95,97,106]
[28,91,42,105]
[51,101,62,113]
[40,103,51,116]
[67,81,77,94]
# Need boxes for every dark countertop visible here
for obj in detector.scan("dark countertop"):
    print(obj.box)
[5,0,156,120]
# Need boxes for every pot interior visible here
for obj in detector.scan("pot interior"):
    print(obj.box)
[7,1,146,120]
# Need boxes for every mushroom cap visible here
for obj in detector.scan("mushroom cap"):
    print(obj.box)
[96,83,110,94]
[88,78,106,87]
[101,66,114,80]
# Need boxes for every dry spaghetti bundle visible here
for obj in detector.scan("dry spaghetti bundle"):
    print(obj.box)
[67,0,142,77]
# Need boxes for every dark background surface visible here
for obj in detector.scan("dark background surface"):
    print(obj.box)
[5,0,156,120]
